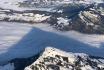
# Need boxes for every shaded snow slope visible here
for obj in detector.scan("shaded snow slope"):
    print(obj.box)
[33,23,104,48]
[0,63,14,70]
[0,22,104,64]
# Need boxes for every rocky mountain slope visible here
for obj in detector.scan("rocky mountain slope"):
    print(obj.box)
[24,47,104,70]
[18,0,104,34]
[47,3,104,34]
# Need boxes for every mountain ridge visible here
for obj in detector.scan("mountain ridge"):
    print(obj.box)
[25,47,104,70]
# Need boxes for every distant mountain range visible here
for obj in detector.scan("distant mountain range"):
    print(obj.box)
[18,0,104,8]
[1,2,104,34]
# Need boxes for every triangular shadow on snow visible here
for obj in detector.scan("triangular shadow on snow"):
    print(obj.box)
[0,27,104,63]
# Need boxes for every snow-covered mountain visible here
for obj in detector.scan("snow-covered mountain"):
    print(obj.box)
[1,2,104,34]
[0,0,103,11]
[19,0,104,8]
[0,0,104,70]
[1,47,104,70]
[25,47,104,70]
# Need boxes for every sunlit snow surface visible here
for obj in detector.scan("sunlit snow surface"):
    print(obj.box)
[0,22,104,64]
[0,0,22,9]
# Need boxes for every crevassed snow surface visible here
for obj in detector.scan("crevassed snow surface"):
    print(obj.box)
[0,22,104,64]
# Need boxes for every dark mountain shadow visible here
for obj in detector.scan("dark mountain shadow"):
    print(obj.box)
[0,27,104,64]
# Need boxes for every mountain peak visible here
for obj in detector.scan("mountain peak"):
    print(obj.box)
[25,47,104,70]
